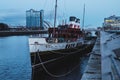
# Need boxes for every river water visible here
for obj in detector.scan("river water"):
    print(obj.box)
[0,36,32,80]
[0,36,89,80]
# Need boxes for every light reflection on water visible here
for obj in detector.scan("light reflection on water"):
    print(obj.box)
[0,36,32,80]
[80,56,89,74]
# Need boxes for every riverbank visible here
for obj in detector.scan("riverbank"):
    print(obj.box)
[0,30,48,36]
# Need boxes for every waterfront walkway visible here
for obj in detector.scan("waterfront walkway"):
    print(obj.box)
[81,31,120,80]
[81,36,101,80]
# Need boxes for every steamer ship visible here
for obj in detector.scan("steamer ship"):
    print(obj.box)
[28,0,96,69]
[29,16,85,53]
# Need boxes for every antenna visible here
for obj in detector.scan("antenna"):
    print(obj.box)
[82,4,85,29]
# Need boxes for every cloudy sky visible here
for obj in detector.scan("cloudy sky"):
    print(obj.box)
[0,0,120,27]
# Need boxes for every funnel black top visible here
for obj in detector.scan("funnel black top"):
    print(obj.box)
[69,16,76,21]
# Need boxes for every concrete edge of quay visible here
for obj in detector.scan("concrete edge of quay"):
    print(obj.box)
[81,37,101,80]
[81,31,120,80]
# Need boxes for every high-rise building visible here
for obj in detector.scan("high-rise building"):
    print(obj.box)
[26,9,44,28]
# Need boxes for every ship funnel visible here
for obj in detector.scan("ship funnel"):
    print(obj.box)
[69,16,76,22]
[76,19,80,23]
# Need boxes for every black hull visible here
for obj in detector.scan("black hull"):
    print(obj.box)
[31,43,94,71]
[30,41,96,80]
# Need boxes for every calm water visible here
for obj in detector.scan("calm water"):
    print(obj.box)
[0,36,89,80]
[0,36,32,80]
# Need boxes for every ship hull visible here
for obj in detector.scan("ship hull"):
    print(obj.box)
[29,37,96,73]
[31,43,95,71]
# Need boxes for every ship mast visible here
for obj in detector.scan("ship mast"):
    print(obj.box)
[54,0,57,28]
[53,0,57,38]
[82,4,85,29]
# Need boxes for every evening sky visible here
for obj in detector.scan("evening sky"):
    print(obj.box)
[0,0,120,28]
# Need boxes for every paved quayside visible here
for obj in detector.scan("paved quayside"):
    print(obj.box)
[81,35,101,80]
[81,31,120,80]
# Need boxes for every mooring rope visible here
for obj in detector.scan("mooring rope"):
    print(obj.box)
[32,53,37,80]
[32,40,95,78]
[36,50,80,77]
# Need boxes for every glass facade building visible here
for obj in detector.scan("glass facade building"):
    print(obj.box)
[26,9,44,28]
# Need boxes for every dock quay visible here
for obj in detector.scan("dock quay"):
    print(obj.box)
[81,35,101,80]
[81,31,120,80]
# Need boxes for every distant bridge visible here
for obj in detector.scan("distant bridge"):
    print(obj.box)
[0,30,48,36]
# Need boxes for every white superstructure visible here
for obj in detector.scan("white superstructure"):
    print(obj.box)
[29,37,84,53]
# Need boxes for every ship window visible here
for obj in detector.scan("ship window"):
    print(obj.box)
[74,25,76,28]
[70,24,73,27]
[34,42,39,45]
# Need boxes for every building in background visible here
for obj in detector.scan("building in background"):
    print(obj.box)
[102,15,120,30]
[26,9,44,28]
[103,15,120,27]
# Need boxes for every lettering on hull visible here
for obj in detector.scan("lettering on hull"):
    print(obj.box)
[65,43,75,49]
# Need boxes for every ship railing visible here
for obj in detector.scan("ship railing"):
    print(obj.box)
[46,38,79,43]
[29,34,48,38]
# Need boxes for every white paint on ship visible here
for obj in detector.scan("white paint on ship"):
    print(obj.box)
[29,38,84,53]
